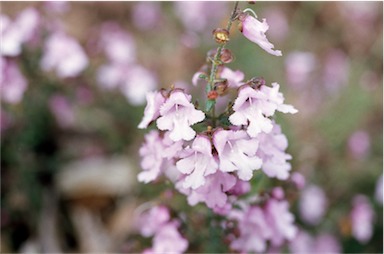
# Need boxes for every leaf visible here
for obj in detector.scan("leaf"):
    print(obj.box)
[205,99,216,112]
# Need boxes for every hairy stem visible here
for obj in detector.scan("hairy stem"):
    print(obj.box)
[206,1,239,124]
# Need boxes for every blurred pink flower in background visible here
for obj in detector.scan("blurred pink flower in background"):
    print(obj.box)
[0,57,27,104]
[44,1,69,14]
[220,67,245,88]
[322,49,350,94]
[138,91,166,129]
[0,8,40,56]
[49,95,75,129]
[299,184,327,225]
[290,230,341,254]
[375,175,383,205]
[350,195,374,244]
[285,51,317,89]
[262,8,289,43]
[40,32,89,78]
[347,130,370,160]
[131,2,162,31]
[290,172,306,190]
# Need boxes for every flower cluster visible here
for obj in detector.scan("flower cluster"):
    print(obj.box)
[137,4,298,253]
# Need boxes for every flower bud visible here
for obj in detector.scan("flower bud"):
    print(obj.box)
[247,77,266,89]
[207,90,219,100]
[220,48,234,64]
[212,28,230,44]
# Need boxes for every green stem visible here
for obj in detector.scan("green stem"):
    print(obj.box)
[206,1,239,124]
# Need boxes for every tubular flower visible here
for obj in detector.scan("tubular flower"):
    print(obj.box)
[239,12,282,56]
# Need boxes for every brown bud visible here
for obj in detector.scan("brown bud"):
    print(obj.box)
[220,48,234,64]
[207,90,219,100]
[215,80,228,96]
[212,28,230,44]
[247,77,266,89]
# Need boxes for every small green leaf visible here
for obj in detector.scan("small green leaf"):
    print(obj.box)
[205,99,216,112]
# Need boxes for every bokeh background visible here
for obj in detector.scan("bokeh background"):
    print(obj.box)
[1,1,383,253]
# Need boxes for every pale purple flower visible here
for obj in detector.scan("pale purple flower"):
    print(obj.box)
[239,13,282,56]
[220,67,244,88]
[229,84,297,137]
[262,8,289,43]
[138,130,183,183]
[299,185,327,225]
[157,90,205,141]
[227,179,251,196]
[138,205,170,237]
[257,123,293,180]
[0,8,39,56]
[285,51,317,88]
[179,170,236,210]
[0,57,27,104]
[99,22,136,65]
[213,129,262,181]
[151,222,188,254]
[348,130,370,160]
[40,32,88,78]
[120,65,157,105]
[49,95,75,129]
[350,195,374,244]
[138,91,166,129]
[132,2,162,31]
[290,231,341,254]
[375,174,383,205]
[44,1,70,14]
[176,135,218,189]
[229,206,272,253]
[290,172,306,190]
[264,198,297,246]
[313,233,342,253]
[322,49,349,93]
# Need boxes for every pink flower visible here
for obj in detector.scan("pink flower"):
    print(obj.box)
[348,130,370,160]
[350,195,374,243]
[49,95,75,129]
[138,130,183,183]
[0,57,27,104]
[290,172,306,190]
[178,170,236,210]
[138,91,166,129]
[40,32,88,78]
[151,222,188,254]
[220,67,244,88]
[257,123,293,180]
[264,199,297,246]
[157,90,205,141]
[138,205,170,237]
[131,2,162,31]
[290,231,341,254]
[299,185,327,225]
[213,129,262,181]
[239,13,282,56]
[285,51,317,88]
[176,135,218,189]
[230,84,297,137]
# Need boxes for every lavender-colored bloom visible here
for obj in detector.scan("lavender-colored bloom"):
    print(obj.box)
[229,84,297,137]
[151,222,188,254]
[239,13,282,56]
[227,179,251,196]
[0,57,27,104]
[257,123,293,180]
[44,1,70,14]
[138,205,170,237]
[299,185,327,225]
[138,130,183,183]
[213,129,262,181]
[179,170,236,210]
[157,90,205,141]
[348,130,370,160]
[99,22,136,65]
[350,195,374,244]
[322,49,349,93]
[314,233,342,253]
[138,91,166,129]
[131,2,162,31]
[290,231,341,254]
[49,95,75,129]
[264,199,297,246]
[375,174,383,205]
[285,51,317,88]
[176,135,218,189]
[262,8,289,43]
[290,172,306,190]
[220,67,245,88]
[0,8,39,56]
[40,32,88,78]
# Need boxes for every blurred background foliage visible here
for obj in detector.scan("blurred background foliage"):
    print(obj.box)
[1,1,383,253]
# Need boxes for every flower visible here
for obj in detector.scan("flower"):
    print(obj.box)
[229,83,297,137]
[157,90,205,141]
[138,130,183,183]
[40,32,89,78]
[0,57,27,104]
[151,222,188,254]
[350,195,374,244]
[213,129,262,181]
[219,67,245,88]
[138,91,166,129]
[299,185,327,225]
[239,13,282,56]
[257,123,293,180]
[176,135,218,189]
[348,130,370,160]
[138,205,170,237]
